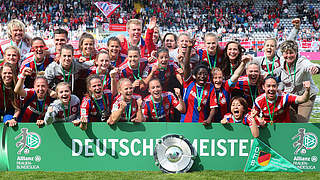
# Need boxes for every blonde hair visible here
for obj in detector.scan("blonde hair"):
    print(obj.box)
[4,46,20,58]
[55,82,71,93]
[96,50,109,60]
[264,38,277,46]
[7,19,25,37]
[211,67,223,77]
[126,19,142,30]
[178,33,190,41]
[117,78,132,91]
[204,32,218,43]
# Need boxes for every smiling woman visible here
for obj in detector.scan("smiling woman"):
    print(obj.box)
[75,32,97,62]
[0,63,20,126]
[79,74,113,128]
[142,78,185,122]
[253,75,311,123]
[0,19,30,59]
[181,39,217,124]
[14,69,52,126]
[19,37,53,88]
[108,78,144,124]
[278,40,320,123]
[44,82,80,125]
[221,41,246,80]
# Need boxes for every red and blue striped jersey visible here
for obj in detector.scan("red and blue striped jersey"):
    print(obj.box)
[118,58,148,95]
[253,92,297,123]
[230,75,264,109]
[181,77,218,123]
[111,54,127,67]
[118,58,148,82]
[213,79,234,122]
[18,89,52,122]
[80,89,113,122]
[88,66,112,90]
[111,94,142,122]
[142,91,179,122]
[120,37,147,58]
[19,54,53,88]
[197,48,223,69]
[142,60,179,91]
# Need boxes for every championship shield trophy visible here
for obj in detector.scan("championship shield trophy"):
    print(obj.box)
[154,134,196,173]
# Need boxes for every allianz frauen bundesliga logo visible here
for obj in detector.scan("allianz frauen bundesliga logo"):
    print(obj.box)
[15,128,41,154]
[292,128,318,154]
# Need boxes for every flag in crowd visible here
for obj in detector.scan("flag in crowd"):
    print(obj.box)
[94,2,120,18]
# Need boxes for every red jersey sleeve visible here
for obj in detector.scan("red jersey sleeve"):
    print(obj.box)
[142,101,148,119]
[246,113,259,127]
[209,88,218,109]
[168,92,179,108]
[80,96,91,118]
[286,93,298,105]
[24,89,36,99]
[183,76,193,88]
[145,28,156,57]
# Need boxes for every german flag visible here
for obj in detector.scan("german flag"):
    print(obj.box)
[258,151,271,166]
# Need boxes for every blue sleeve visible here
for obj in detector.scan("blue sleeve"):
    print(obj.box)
[3,114,14,123]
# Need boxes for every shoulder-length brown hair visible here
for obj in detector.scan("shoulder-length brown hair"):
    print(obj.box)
[0,63,20,111]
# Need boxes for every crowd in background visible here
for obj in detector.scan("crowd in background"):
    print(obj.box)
[0,0,319,42]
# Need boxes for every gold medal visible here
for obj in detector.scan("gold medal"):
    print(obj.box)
[197,106,201,111]
[270,120,273,126]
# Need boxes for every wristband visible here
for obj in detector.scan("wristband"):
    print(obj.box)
[18,74,26,79]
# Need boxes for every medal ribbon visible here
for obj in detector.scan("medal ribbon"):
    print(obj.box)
[125,101,132,122]
[196,85,205,111]
[265,96,275,124]
[265,56,275,75]
[247,79,257,105]
[158,63,168,71]
[62,101,71,121]
[216,89,222,105]
[206,50,217,69]
[62,66,72,83]
[36,94,47,113]
[97,68,108,87]
[230,64,234,75]
[33,56,39,75]
[286,62,296,85]
[151,95,163,119]
[11,40,23,50]
[93,96,107,114]
[128,61,141,80]
[81,52,91,61]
